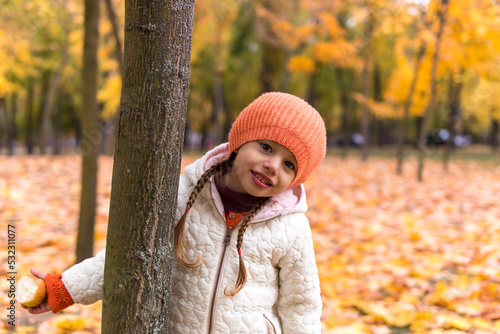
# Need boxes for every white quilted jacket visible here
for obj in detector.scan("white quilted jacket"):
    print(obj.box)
[62,143,322,333]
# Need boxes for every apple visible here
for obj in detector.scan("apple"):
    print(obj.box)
[16,275,47,307]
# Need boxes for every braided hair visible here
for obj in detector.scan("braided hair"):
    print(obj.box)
[174,153,270,296]
[224,197,269,297]
[174,156,234,268]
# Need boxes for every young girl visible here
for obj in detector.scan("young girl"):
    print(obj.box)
[24,92,326,333]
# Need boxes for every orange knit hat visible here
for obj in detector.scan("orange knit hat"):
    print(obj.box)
[229,92,326,187]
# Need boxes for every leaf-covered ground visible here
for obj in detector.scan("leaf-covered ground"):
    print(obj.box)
[1,154,499,333]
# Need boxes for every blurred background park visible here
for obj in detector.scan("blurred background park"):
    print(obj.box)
[1,0,500,333]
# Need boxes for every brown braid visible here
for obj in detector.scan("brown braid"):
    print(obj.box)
[174,157,234,268]
[224,197,270,297]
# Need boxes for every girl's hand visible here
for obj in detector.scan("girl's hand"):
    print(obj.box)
[19,268,52,314]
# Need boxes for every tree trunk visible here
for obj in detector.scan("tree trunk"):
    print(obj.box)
[417,0,450,182]
[36,72,51,153]
[213,68,224,145]
[7,94,17,155]
[0,98,7,154]
[101,0,195,332]
[443,74,462,170]
[306,71,318,107]
[260,43,282,93]
[336,68,354,159]
[39,46,69,154]
[68,98,82,147]
[75,0,100,264]
[53,89,64,155]
[490,110,499,153]
[396,41,426,174]
[360,11,373,162]
[26,79,35,154]
[104,0,123,74]
[103,0,124,156]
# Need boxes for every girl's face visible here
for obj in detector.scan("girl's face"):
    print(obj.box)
[223,140,297,197]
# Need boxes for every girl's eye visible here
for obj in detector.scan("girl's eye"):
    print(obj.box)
[284,161,296,171]
[260,142,272,152]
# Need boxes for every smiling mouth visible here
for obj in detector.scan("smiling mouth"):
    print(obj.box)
[252,171,272,187]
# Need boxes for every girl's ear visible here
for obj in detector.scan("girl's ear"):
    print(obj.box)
[229,151,238,161]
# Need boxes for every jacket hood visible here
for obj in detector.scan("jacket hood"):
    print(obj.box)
[182,143,308,222]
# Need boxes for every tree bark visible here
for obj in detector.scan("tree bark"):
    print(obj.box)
[75,0,100,263]
[101,0,195,332]
[417,0,450,182]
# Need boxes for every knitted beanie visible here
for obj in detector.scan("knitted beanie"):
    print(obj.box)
[228,92,326,187]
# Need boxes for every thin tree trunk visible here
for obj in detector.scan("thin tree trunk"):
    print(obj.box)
[361,11,373,162]
[26,79,35,154]
[261,43,274,93]
[39,47,69,154]
[336,68,354,159]
[396,41,427,174]
[417,0,450,182]
[36,72,51,153]
[213,67,224,145]
[103,0,124,156]
[0,98,4,153]
[75,0,100,264]
[443,74,462,170]
[279,49,292,92]
[104,0,123,74]
[490,109,499,153]
[306,71,318,107]
[101,0,195,332]
[7,94,17,155]
[68,98,82,147]
[53,89,64,155]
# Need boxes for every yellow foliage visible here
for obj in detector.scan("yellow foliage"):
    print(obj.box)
[287,55,316,74]
[98,74,121,120]
[352,92,399,118]
[312,41,357,67]
[317,12,345,38]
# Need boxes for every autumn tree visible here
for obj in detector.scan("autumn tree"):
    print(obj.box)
[101,0,196,332]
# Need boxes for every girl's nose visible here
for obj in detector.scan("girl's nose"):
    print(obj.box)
[263,157,280,173]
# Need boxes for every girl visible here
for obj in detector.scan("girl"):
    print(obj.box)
[24,92,326,333]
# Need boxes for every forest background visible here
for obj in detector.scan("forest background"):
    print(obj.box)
[1,0,500,333]
[1,0,499,155]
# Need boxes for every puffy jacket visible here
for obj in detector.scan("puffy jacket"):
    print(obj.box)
[62,143,322,333]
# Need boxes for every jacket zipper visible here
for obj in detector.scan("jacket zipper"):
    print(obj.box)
[263,314,278,334]
[206,226,233,334]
